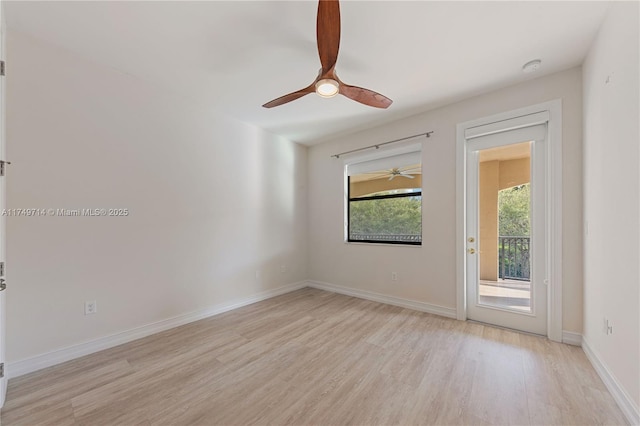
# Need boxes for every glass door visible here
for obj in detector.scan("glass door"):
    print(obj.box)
[466,125,547,335]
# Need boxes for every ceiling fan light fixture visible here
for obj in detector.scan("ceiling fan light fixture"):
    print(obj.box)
[261,0,392,109]
[315,79,339,98]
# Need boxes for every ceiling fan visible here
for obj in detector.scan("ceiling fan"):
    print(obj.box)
[262,0,392,109]
[364,166,420,181]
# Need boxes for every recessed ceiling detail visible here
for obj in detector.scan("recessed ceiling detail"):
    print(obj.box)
[522,59,542,74]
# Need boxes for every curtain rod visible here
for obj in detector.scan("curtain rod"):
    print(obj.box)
[330,131,433,159]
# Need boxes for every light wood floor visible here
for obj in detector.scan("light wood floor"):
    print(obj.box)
[1,288,627,425]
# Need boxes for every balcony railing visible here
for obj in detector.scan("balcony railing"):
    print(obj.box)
[349,233,422,243]
[499,236,530,281]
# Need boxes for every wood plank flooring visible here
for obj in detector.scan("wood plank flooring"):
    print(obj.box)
[1,288,628,425]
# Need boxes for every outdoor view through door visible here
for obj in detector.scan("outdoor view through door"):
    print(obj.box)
[478,141,532,312]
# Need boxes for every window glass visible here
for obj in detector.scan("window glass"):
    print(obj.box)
[347,159,422,245]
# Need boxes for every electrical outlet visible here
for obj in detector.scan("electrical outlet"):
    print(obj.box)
[391,272,398,281]
[84,300,97,315]
[280,265,287,273]
[603,317,613,335]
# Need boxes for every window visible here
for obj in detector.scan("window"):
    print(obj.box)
[347,150,422,245]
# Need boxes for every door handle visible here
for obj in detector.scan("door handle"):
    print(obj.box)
[467,248,476,254]
[0,278,5,291]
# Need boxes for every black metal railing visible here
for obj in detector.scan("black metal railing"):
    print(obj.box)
[499,236,530,281]
[349,233,422,243]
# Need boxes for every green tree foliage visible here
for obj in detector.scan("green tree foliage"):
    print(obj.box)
[498,184,530,236]
[350,196,421,235]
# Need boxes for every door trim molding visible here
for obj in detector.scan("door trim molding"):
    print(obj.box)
[456,100,563,342]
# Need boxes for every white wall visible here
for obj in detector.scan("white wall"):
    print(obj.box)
[582,1,639,417]
[5,31,308,363]
[308,67,584,333]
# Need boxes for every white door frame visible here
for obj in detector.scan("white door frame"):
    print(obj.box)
[456,100,563,342]
[0,0,6,406]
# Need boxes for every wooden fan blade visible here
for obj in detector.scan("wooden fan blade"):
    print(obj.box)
[317,0,340,73]
[262,85,315,108]
[339,83,392,109]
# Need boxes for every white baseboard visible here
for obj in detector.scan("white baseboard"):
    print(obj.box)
[582,337,639,425]
[562,330,582,346]
[7,281,307,379]
[307,280,457,319]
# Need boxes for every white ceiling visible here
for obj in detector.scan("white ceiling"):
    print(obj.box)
[5,1,610,145]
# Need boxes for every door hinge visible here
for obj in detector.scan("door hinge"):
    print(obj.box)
[0,61,5,77]
[0,262,4,277]
[0,363,4,378]
[0,161,10,177]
